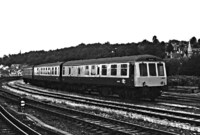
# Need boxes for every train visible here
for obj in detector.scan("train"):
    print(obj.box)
[22,54,167,100]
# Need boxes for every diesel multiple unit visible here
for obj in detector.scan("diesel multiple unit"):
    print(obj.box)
[22,55,167,100]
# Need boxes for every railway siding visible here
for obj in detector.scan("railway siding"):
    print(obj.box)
[1,88,177,135]
[11,82,200,126]
[2,81,200,134]
[0,105,41,135]
[167,86,199,93]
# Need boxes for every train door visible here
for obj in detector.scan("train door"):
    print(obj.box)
[129,64,134,77]
[129,64,135,86]
[97,65,100,77]
[32,66,35,80]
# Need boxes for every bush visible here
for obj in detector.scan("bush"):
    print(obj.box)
[168,75,200,86]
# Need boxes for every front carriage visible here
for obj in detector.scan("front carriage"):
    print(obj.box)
[22,55,167,100]
[134,58,167,99]
[61,55,167,100]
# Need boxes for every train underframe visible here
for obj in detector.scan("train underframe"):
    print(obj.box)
[24,78,163,101]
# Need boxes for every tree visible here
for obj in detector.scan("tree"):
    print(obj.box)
[165,58,182,76]
[152,35,159,44]
[190,36,197,45]
[157,41,166,58]
[180,55,200,76]
[197,39,200,48]
[198,39,200,44]
[166,43,174,53]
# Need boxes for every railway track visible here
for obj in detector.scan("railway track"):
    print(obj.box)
[9,82,200,126]
[1,82,177,135]
[3,81,200,133]
[157,92,200,108]
[161,92,200,102]
[27,100,177,135]
[0,105,40,135]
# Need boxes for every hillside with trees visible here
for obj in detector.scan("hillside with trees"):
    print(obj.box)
[0,36,166,66]
[1,36,200,77]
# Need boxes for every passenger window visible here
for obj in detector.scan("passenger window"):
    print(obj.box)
[55,67,57,75]
[91,65,96,75]
[48,68,50,74]
[53,67,55,75]
[139,63,147,76]
[149,63,156,76]
[111,65,117,76]
[121,64,127,76]
[62,67,65,75]
[97,66,100,75]
[71,67,75,76]
[78,67,81,75]
[69,67,71,75]
[157,63,164,76]
[85,66,89,75]
[49,68,51,75]
[102,65,107,75]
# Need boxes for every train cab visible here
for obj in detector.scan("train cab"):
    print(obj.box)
[134,61,167,87]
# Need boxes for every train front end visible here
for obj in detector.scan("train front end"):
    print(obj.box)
[134,60,167,100]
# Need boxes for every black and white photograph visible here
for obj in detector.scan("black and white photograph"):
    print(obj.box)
[0,0,200,134]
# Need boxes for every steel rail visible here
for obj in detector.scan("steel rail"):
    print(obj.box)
[0,105,41,135]
[11,82,200,126]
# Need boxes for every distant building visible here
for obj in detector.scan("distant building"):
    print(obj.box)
[192,48,200,55]
[9,64,23,76]
[187,42,192,57]
[166,40,200,59]
[10,64,21,70]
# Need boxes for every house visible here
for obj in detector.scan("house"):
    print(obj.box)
[166,40,200,59]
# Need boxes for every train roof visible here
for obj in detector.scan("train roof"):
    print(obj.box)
[34,62,63,67]
[23,66,32,68]
[22,65,34,69]
[63,55,162,66]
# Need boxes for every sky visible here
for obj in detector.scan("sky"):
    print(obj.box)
[0,0,200,57]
